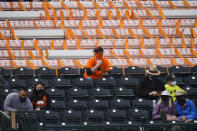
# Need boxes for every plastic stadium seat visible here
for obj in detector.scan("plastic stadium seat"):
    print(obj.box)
[46,88,65,99]
[124,66,145,76]
[83,109,105,122]
[71,77,94,87]
[25,77,48,88]
[68,99,88,110]
[35,67,56,78]
[45,110,61,123]
[12,67,34,78]
[89,99,110,110]
[94,77,116,87]
[112,98,132,110]
[115,87,135,98]
[168,66,190,74]
[64,110,82,124]
[48,77,71,87]
[90,87,113,99]
[132,98,153,109]
[68,87,89,99]
[109,67,123,78]
[8,78,26,89]
[0,68,11,78]
[107,109,127,122]
[118,77,139,88]
[128,108,150,122]
[183,85,197,97]
[190,65,197,74]
[51,100,66,111]
[184,75,197,86]
[58,67,80,78]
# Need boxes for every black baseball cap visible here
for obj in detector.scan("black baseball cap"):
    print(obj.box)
[166,74,175,81]
[94,46,103,52]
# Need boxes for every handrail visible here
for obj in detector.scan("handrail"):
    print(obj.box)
[0,110,11,131]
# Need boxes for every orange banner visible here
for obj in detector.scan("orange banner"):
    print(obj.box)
[34,40,39,50]
[120,20,124,29]
[143,29,153,38]
[6,20,18,40]
[116,10,121,20]
[98,19,103,29]
[10,2,14,10]
[191,48,197,57]
[96,10,102,20]
[170,58,178,66]
[112,29,121,39]
[62,40,67,50]
[76,39,81,49]
[183,0,192,9]
[42,2,51,20]
[138,49,144,57]
[155,37,161,48]
[107,10,113,20]
[140,38,145,49]
[57,59,65,67]
[93,1,101,10]
[0,32,7,40]
[146,58,153,65]
[10,60,18,68]
[21,40,24,50]
[73,59,83,68]
[26,59,36,70]
[78,20,83,29]
[155,49,164,58]
[33,20,40,30]
[51,40,55,50]
[60,10,65,29]
[61,1,70,10]
[109,1,117,10]
[153,0,166,19]
[29,2,32,10]
[190,37,196,48]
[190,28,197,38]
[124,38,129,49]
[123,0,131,10]
[168,0,177,9]
[96,29,106,39]
[27,50,36,60]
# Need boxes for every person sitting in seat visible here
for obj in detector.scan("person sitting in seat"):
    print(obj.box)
[84,46,110,79]
[3,88,33,115]
[136,65,165,100]
[174,91,197,123]
[165,74,186,102]
[30,83,51,110]
[152,90,178,121]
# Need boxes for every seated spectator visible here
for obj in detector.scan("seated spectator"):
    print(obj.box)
[136,65,165,100]
[30,83,51,110]
[165,75,186,102]
[174,91,197,123]
[84,46,110,79]
[152,90,178,121]
[3,88,33,115]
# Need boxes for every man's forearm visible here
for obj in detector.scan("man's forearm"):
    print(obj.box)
[91,64,100,73]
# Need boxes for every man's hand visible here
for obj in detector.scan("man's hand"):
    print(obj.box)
[102,72,109,77]
[149,91,159,96]
[181,116,187,121]
[96,60,102,66]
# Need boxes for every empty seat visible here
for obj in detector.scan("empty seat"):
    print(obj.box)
[94,77,116,87]
[46,88,65,99]
[8,78,26,89]
[26,77,48,88]
[58,67,80,78]
[112,98,131,110]
[118,77,139,88]
[190,66,197,74]
[12,67,34,78]
[90,87,113,99]
[68,99,88,110]
[89,99,110,110]
[107,109,127,122]
[51,100,66,111]
[48,77,71,87]
[68,87,89,99]
[35,67,56,78]
[0,68,11,78]
[109,67,123,78]
[168,66,190,74]
[71,77,94,87]
[115,87,135,98]
[132,98,153,109]
[184,75,197,86]
[83,109,105,122]
[64,110,82,124]
[128,108,150,122]
[125,66,145,76]
[182,85,197,97]
[45,110,61,123]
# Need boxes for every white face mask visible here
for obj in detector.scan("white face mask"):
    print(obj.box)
[171,81,176,86]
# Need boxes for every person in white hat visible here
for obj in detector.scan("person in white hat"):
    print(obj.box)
[174,91,197,123]
[152,90,178,121]
[136,65,165,100]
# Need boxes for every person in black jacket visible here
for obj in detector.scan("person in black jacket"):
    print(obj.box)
[136,65,165,100]
[30,82,51,110]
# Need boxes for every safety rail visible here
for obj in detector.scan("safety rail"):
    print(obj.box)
[0,110,11,131]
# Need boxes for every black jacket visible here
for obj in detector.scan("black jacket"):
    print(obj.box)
[136,76,165,100]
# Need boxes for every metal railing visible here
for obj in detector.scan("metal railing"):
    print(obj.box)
[0,110,11,131]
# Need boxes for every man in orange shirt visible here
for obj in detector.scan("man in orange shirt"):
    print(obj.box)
[84,47,110,79]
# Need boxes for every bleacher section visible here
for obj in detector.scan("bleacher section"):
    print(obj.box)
[0,0,197,131]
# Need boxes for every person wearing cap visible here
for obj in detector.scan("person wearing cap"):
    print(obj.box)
[136,65,165,100]
[152,90,178,121]
[165,75,186,102]
[174,91,197,122]
[84,46,110,79]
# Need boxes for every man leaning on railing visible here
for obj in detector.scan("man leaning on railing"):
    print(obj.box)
[3,88,33,115]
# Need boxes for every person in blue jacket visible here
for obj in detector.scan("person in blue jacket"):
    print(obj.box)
[174,91,197,123]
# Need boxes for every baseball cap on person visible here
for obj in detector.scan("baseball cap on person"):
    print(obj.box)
[145,65,161,76]
[161,90,171,96]
[166,75,176,81]
[94,47,103,52]
[174,91,185,97]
